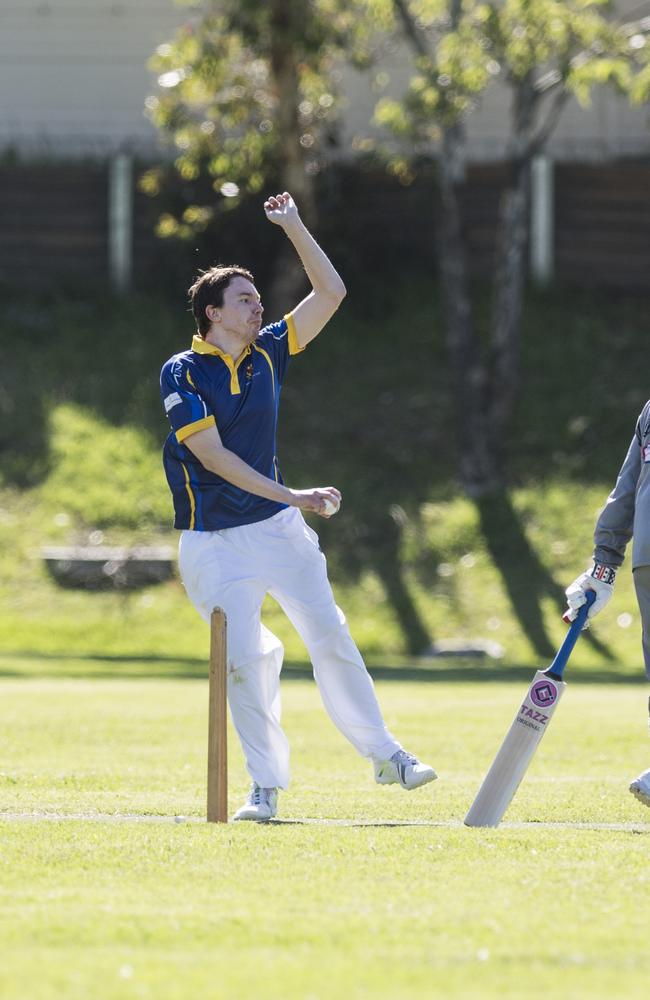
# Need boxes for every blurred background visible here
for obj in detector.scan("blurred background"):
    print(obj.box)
[0,0,649,676]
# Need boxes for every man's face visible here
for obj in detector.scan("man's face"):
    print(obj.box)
[218,277,263,343]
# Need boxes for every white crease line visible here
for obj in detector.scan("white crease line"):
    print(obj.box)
[0,813,202,824]
[0,813,649,832]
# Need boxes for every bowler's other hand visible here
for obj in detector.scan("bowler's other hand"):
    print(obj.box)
[289,487,341,518]
[564,564,615,628]
[264,192,299,228]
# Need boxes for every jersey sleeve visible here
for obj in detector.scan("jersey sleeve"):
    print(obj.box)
[257,313,304,385]
[160,356,216,444]
[592,410,645,567]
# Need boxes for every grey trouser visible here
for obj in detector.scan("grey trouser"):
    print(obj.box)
[633,566,650,680]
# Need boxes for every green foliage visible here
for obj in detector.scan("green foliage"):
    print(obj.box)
[371,0,646,147]
[376,4,642,161]
[42,405,170,530]
[143,0,368,237]
[629,34,650,103]
[145,22,276,236]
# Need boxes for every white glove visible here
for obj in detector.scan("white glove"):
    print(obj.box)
[565,563,616,627]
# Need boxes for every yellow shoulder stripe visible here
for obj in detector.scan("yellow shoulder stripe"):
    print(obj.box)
[175,414,216,443]
[285,313,305,355]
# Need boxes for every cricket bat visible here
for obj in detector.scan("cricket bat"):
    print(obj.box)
[464,590,596,828]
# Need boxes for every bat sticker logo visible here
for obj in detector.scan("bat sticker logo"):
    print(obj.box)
[519,706,549,725]
[530,679,558,708]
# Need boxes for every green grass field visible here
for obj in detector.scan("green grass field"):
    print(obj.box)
[2,670,650,999]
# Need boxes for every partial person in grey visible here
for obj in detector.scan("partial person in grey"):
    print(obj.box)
[564,399,650,808]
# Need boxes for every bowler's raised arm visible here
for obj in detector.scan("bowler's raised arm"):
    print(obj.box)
[264,192,346,349]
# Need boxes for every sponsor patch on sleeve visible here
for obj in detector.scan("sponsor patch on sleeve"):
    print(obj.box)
[164,391,182,413]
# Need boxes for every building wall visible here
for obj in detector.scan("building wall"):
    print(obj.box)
[340,50,650,162]
[0,0,648,161]
[0,0,184,156]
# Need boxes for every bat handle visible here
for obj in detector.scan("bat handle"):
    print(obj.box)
[545,590,597,680]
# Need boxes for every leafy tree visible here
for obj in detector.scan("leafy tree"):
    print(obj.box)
[372,0,650,495]
[143,0,373,228]
[143,0,379,306]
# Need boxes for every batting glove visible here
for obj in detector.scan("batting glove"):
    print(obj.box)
[564,563,616,627]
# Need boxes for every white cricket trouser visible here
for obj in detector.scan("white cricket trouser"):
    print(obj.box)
[178,506,401,788]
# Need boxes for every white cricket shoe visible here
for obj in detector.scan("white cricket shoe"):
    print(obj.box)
[374,749,437,790]
[233,783,278,822]
[629,768,650,808]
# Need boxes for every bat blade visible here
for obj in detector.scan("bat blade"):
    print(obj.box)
[464,590,595,828]
[464,670,566,828]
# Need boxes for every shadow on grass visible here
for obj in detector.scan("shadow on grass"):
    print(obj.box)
[269,819,456,827]
[3,285,648,664]
[270,819,650,831]
[0,651,645,685]
[358,509,432,656]
[475,492,615,663]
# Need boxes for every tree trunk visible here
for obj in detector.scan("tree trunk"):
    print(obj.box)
[266,0,317,318]
[437,124,502,496]
[392,1,538,496]
[487,75,537,473]
[269,0,317,226]
[434,0,503,496]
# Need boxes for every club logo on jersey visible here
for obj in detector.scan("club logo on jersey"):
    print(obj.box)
[171,358,185,384]
[245,362,254,380]
[164,391,182,413]
[530,679,558,709]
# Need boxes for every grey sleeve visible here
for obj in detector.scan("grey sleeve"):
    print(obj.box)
[593,428,642,568]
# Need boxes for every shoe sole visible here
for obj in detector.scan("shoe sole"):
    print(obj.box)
[233,814,275,822]
[629,783,650,807]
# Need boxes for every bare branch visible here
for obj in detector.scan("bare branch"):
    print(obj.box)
[527,87,572,158]
[535,16,650,96]
[622,15,650,37]
[391,0,431,58]
[534,68,563,95]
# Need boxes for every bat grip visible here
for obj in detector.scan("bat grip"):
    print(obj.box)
[545,589,597,680]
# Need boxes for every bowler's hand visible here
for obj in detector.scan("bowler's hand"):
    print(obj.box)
[264,192,300,229]
[289,487,342,518]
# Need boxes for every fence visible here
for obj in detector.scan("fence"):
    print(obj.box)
[0,157,648,294]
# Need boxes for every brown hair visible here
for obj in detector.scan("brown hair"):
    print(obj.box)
[188,265,255,336]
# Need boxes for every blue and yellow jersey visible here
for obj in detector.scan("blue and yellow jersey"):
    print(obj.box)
[160,314,303,530]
